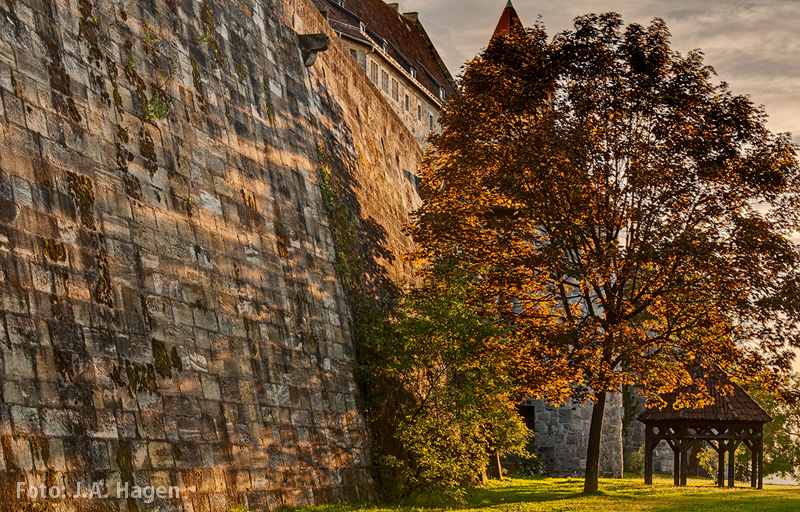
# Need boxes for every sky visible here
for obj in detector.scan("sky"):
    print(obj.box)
[403,0,800,144]
[402,0,800,372]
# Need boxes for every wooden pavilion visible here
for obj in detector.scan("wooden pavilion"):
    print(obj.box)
[637,368,772,488]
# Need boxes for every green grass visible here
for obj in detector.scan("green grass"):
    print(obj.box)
[292,475,800,512]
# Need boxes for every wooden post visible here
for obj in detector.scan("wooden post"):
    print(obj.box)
[727,442,736,488]
[645,425,653,485]
[750,440,757,488]
[680,438,689,487]
[673,448,680,487]
[758,432,764,489]
[717,442,725,488]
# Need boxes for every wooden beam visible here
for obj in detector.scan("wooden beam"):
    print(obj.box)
[646,428,653,485]
[727,441,736,488]
[718,442,726,488]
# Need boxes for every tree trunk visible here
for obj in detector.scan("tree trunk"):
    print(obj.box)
[583,390,607,494]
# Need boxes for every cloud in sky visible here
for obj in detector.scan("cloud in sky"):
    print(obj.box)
[403,0,800,142]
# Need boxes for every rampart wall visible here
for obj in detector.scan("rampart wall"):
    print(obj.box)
[0,0,422,509]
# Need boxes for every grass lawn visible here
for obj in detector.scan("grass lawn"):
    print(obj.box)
[293,475,800,512]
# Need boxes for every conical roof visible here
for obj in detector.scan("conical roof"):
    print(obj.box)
[491,0,524,39]
[637,367,772,424]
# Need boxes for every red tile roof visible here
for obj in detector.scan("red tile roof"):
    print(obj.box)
[314,0,456,102]
[491,0,524,40]
[638,367,772,424]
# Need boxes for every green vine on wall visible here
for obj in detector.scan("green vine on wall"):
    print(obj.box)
[316,139,366,300]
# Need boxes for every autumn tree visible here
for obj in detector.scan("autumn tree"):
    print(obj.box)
[409,13,800,493]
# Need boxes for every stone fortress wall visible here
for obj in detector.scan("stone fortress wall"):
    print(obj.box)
[523,394,624,478]
[0,0,423,509]
[622,388,675,476]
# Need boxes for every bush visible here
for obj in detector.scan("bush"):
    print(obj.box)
[628,445,645,475]
[516,451,549,477]
[359,263,531,500]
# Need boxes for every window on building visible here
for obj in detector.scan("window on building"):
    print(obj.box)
[439,87,446,101]
[369,61,378,83]
[392,79,398,101]
[410,67,417,79]
[405,94,409,111]
[429,114,434,131]
[381,70,389,92]
[517,403,536,432]
[417,104,422,120]
[359,22,366,34]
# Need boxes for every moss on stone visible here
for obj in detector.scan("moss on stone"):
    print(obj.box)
[152,339,171,378]
[191,57,208,112]
[116,124,129,144]
[125,360,157,394]
[77,0,102,64]
[110,363,125,388]
[50,293,71,323]
[45,38,82,124]
[67,171,96,229]
[170,346,183,371]
[116,439,134,485]
[139,128,158,176]
[262,73,276,125]
[275,223,289,258]
[152,339,182,378]
[94,247,113,307]
[53,345,74,381]
[40,237,66,262]
[201,2,227,68]
[235,62,246,79]
[201,2,215,31]
[123,172,142,200]
[107,57,123,113]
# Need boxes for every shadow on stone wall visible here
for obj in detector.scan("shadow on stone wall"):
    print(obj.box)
[0,0,424,509]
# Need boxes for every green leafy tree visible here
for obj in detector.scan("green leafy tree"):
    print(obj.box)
[698,376,800,482]
[358,263,530,500]
[409,13,800,493]
[743,376,800,479]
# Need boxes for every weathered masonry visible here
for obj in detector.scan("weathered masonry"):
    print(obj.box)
[0,0,427,509]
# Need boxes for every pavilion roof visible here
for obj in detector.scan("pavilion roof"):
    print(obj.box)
[638,367,772,424]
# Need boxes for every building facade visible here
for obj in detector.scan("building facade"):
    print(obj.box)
[313,0,457,144]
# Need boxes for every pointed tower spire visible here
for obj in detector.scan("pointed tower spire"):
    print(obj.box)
[491,0,523,40]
